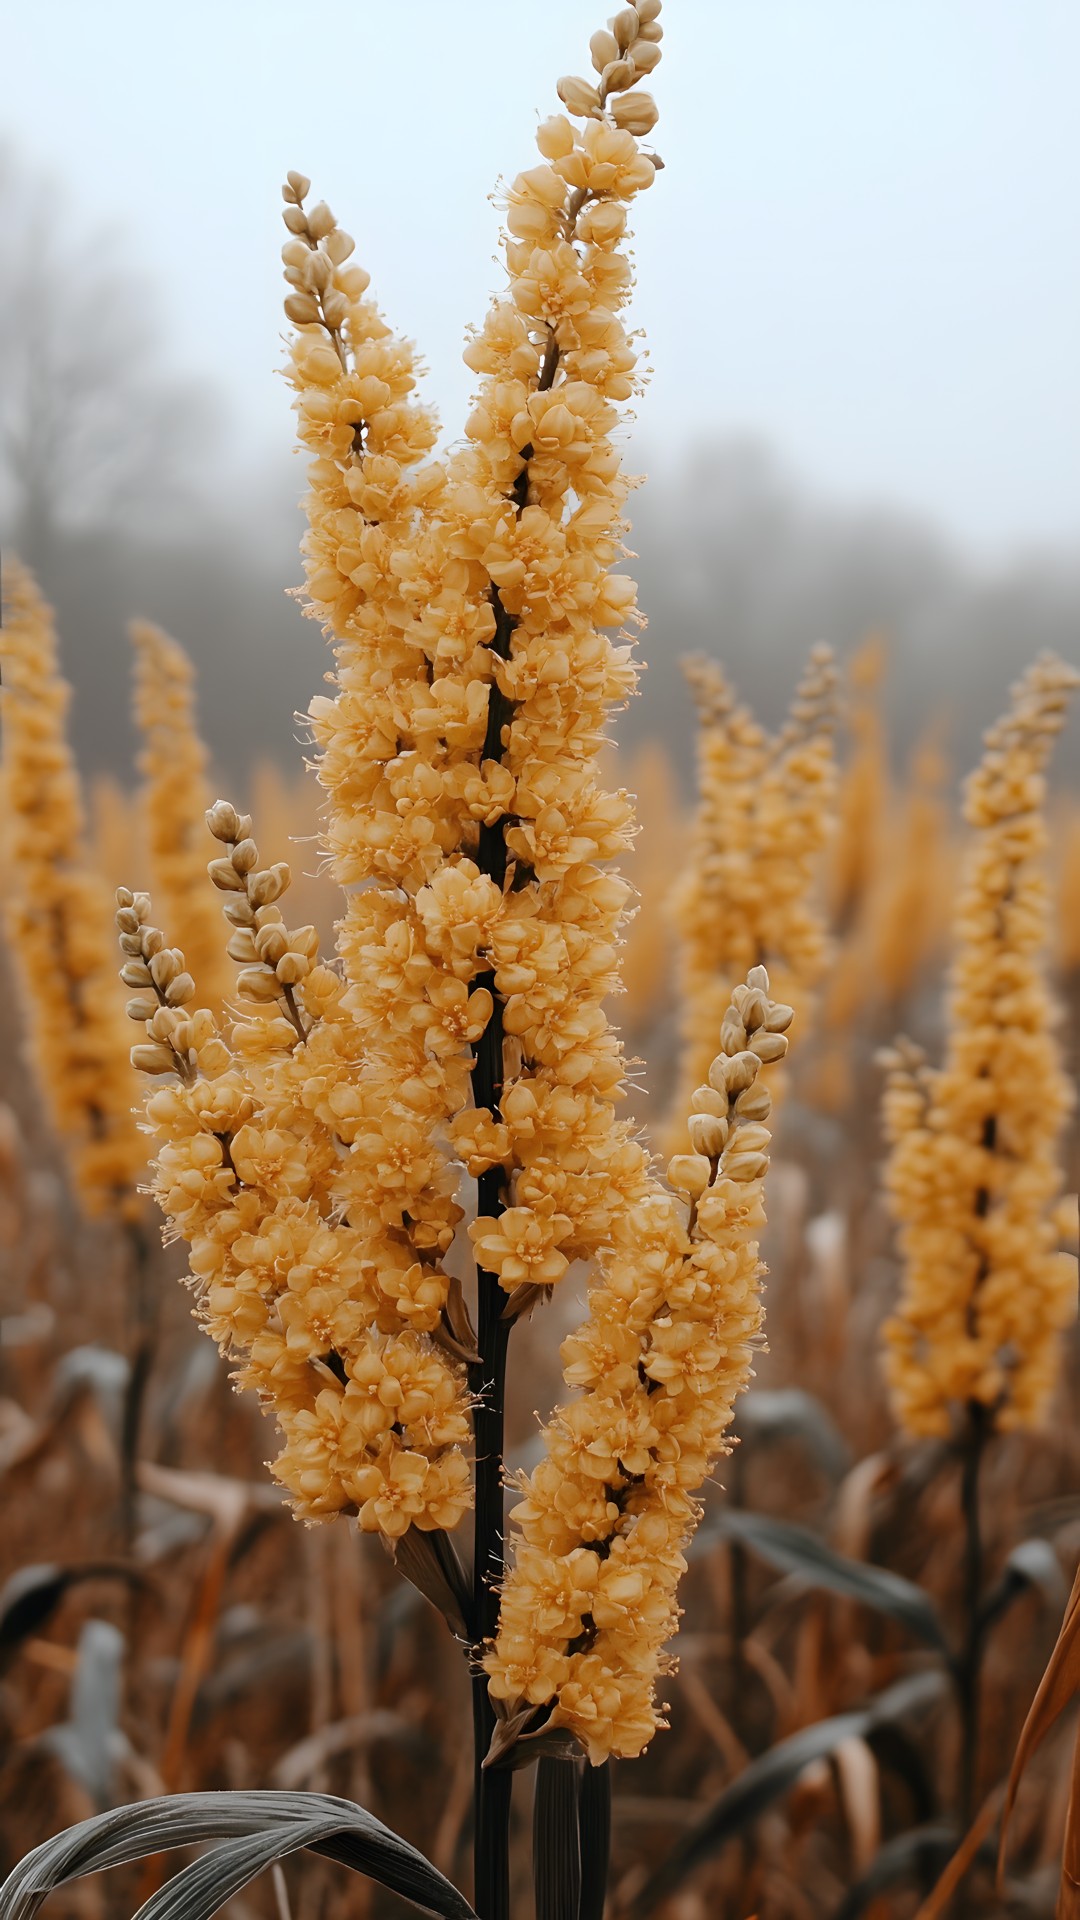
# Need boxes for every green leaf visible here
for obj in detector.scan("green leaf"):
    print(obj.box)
[831,1824,959,1920]
[979,1537,1067,1634]
[703,1509,950,1655]
[630,1672,945,1916]
[0,1790,476,1920]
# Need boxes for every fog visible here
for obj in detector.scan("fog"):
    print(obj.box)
[2,1,1079,786]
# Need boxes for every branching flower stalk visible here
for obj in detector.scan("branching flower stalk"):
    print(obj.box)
[117,8,666,1913]
[880,653,1079,1820]
[666,647,836,1147]
[131,620,233,1017]
[488,966,792,1765]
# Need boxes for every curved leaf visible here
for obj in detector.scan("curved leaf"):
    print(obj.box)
[704,1509,950,1655]
[832,1824,958,1920]
[734,1388,851,1481]
[631,1673,945,1916]
[0,1563,143,1675]
[0,1790,476,1920]
[979,1537,1067,1634]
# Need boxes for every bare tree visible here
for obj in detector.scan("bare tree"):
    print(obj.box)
[0,145,216,567]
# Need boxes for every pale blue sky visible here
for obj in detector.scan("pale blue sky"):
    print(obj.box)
[5,0,1080,554]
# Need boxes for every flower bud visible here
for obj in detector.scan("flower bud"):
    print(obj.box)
[734,1084,772,1121]
[612,7,640,50]
[690,1084,727,1118]
[165,972,196,1006]
[143,926,165,956]
[628,37,661,72]
[276,952,309,986]
[125,994,157,1023]
[636,17,663,42]
[536,115,576,159]
[282,204,308,235]
[208,856,245,892]
[118,932,144,957]
[307,200,335,240]
[230,838,259,874]
[638,0,662,19]
[149,948,181,989]
[601,59,636,93]
[115,906,140,935]
[255,924,288,966]
[740,987,769,1032]
[303,250,332,293]
[557,74,602,117]
[765,1003,795,1033]
[131,1043,177,1076]
[206,800,241,841]
[284,292,320,326]
[325,228,355,265]
[610,89,659,134]
[689,1112,729,1158]
[223,897,256,927]
[237,967,283,1004]
[248,863,291,906]
[711,1050,760,1095]
[747,964,770,993]
[667,1153,711,1200]
[725,1150,770,1184]
[720,1015,746,1055]
[227,929,258,963]
[285,169,311,201]
[120,960,152,989]
[322,290,349,329]
[116,886,134,908]
[750,1030,788,1063]
[590,27,619,71]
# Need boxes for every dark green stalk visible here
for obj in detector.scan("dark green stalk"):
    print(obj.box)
[466,593,516,1920]
[534,1757,581,1920]
[119,1214,157,1551]
[956,1399,988,1827]
[578,1760,612,1920]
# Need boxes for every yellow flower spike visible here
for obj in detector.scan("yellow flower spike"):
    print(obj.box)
[0,559,145,1220]
[487,965,790,1764]
[882,654,1080,1438]
[131,620,233,1017]
[666,647,837,1152]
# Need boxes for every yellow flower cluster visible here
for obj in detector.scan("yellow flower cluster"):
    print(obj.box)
[666,647,836,1146]
[882,656,1080,1437]
[0,559,145,1219]
[120,4,667,1550]
[131,620,232,1015]
[487,968,791,1763]
[280,18,663,1330]
[117,804,472,1535]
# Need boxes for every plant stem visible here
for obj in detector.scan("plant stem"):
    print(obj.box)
[467,596,516,1919]
[956,1398,988,1826]
[120,1216,157,1551]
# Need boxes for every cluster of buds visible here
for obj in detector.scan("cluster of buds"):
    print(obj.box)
[559,2,663,133]
[116,889,227,1084]
[281,171,370,366]
[668,976,793,1201]
[204,801,317,1037]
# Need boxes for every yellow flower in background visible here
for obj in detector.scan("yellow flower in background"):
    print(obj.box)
[0,559,145,1218]
[131,620,233,1015]
[666,647,836,1147]
[882,655,1079,1437]
[487,967,792,1763]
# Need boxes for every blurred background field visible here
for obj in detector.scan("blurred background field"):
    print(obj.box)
[2,3,1080,1914]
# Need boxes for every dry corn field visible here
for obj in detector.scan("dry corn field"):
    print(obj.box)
[1,8,1079,1920]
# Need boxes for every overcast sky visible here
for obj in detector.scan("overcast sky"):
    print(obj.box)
[5,0,1080,556]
